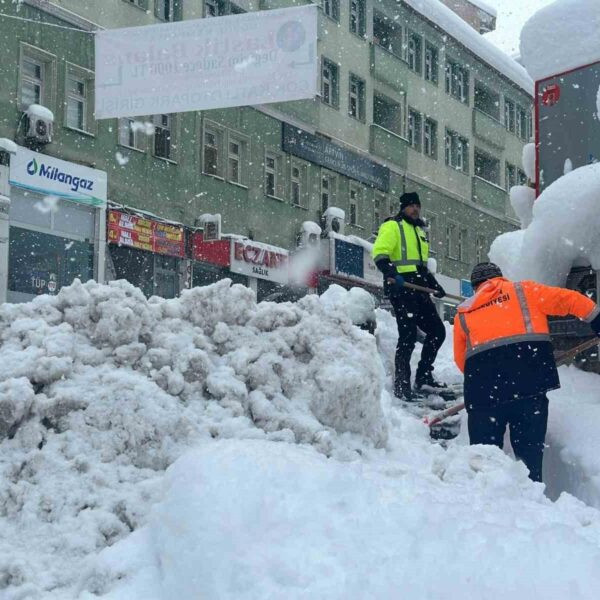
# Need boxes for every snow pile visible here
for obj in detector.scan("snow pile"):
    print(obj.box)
[509,184,535,229]
[0,138,18,154]
[490,163,600,284]
[0,279,388,598]
[520,0,600,81]
[522,142,536,181]
[546,365,600,507]
[79,437,600,599]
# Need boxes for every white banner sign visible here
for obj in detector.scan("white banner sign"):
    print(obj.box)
[230,239,289,284]
[9,146,107,208]
[95,6,318,119]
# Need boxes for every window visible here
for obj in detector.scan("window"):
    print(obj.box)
[446,222,458,259]
[203,126,223,177]
[265,151,284,199]
[408,109,422,151]
[322,0,339,21]
[349,185,360,226]
[124,0,148,8]
[517,168,528,185]
[504,98,516,133]
[445,129,469,173]
[66,76,86,131]
[474,81,500,120]
[445,59,469,104]
[424,213,437,254]
[458,228,467,262]
[526,111,533,141]
[349,74,366,121]
[373,193,387,232]
[424,43,438,84]
[321,58,339,108]
[423,118,437,159]
[290,162,307,207]
[516,105,528,140]
[349,0,366,36]
[505,162,516,191]
[228,135,248,185]
[373,11,402,58]
[321,170,336,213]
[205,0,219,16]
[407,32,422,74]
[373,92,404,137]
[476,235,487,263]
[155,0,177,21]
[22,57,44,107]
[475,148,500,185]
[119,118,145,150]
[153,114,172,159]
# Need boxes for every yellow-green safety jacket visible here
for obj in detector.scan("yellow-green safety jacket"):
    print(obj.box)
[372,218,429,274]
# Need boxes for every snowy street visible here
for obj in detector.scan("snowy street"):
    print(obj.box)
[2,0,600,597]
[1,281,600,599]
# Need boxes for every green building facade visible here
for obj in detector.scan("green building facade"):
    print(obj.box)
[0,0,532,303]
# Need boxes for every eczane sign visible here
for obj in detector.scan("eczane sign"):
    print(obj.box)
[230,240,289,284]
[95,6,318,119]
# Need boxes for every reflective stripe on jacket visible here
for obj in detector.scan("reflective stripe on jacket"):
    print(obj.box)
[453,277,599,373]
[371,218,429,274]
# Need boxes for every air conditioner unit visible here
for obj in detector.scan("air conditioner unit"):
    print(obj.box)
[24,104,54,144]
[196,213,222,241]
[322,207,345,236]
[298,221,322,247]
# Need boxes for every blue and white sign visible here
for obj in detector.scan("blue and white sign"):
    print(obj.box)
[460,279,474,297]
[9,146,107,208]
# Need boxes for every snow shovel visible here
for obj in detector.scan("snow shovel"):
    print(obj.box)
[425,336,600,428]
[401,281,465,302]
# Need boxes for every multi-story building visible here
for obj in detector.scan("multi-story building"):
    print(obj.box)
[0,0,533,306]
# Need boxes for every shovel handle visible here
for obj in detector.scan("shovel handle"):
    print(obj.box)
[401,281,465,303]
[427,337,600,428]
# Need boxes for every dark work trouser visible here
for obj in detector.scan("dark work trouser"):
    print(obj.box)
[467,394,549,482]
[390,290,446,394]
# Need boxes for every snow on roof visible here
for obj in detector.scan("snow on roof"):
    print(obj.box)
[0,138,17,154]
[466,0,497,18]
[520,0,600,82]
[402,0,533,94]
[25,103,54,122]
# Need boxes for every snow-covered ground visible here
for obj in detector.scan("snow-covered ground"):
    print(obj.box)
[1,280,600,599]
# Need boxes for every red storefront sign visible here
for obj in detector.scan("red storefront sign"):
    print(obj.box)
[107,209,185,258]
[191,231,231,267]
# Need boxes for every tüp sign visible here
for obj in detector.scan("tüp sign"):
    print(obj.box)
[230,240,289,284]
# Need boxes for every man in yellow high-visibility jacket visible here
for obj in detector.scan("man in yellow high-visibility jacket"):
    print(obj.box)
[372,192,447,401]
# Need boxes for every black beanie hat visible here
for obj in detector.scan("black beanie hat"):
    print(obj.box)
[470,262,503,288]
[400,192,421,210]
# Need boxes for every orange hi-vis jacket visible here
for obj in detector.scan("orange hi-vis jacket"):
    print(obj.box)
[454,277,599,373]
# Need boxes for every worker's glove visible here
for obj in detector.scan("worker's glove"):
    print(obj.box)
[425,271,446,299]
[432,282,446,299]
[386,274,405,295]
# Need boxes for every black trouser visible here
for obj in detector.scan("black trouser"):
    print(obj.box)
[390,289,446,393]
[467,394,549,482]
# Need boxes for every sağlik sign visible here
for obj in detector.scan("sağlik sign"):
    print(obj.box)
[230,240,289,284]
[9,146,107,208]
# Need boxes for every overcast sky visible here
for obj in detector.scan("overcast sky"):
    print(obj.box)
[483,0,556,56]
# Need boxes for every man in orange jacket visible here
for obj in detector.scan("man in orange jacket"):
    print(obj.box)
[454,262,600,482]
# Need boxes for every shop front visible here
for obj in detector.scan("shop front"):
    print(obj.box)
[106,208,186,299]
[191,232,290,301]
[5,146,106,303]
